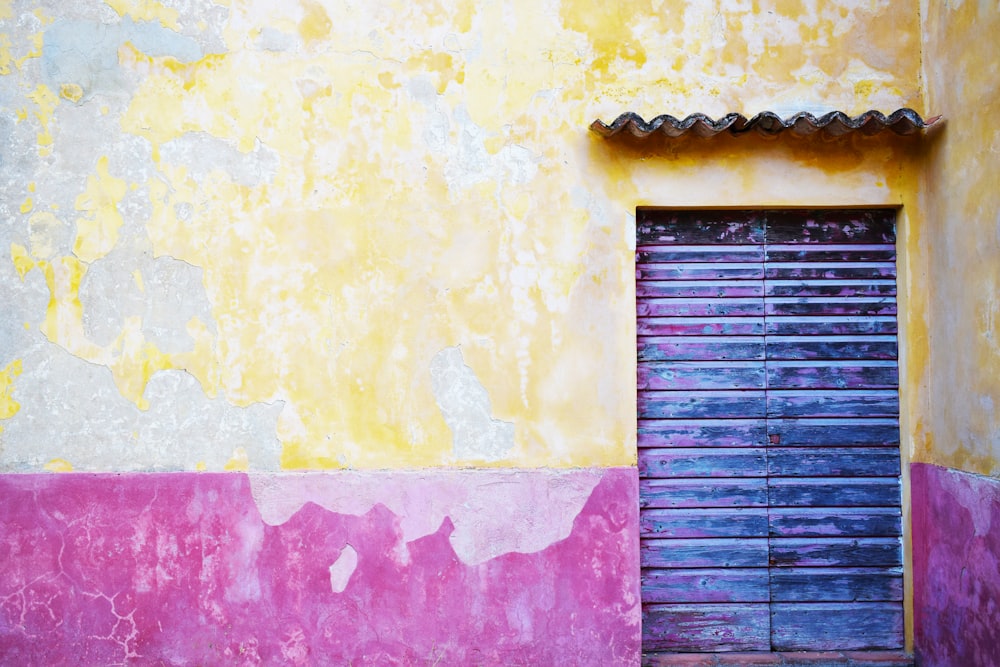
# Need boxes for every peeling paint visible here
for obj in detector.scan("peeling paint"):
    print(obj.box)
[248,468,602,565]
[0,1,929,472]
[430,346,514,462]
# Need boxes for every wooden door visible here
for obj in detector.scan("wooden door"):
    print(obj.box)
[638,209,903,653]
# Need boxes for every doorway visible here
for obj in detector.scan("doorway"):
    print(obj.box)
[637,209,903,652]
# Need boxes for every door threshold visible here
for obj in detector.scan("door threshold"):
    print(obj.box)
[642,650,913,667]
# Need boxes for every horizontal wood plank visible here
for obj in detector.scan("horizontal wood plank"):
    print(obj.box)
[643,568,770,603]
[765,262,896,280]
[641,508,769,538]
[765,280,896,298]
[638,419,767,448]
[638,263,765,281]
[766,245,896,263]
[770,567,903,602]
[637,211,765,245]
[766,337,897,360]
[766,419,899,446]
[639,337,765,361]
[769,537,901,568]
[640,447,767,478]
[640,391,767,419]
[642,538,769,568]
[639,361,765,390]
[768,478,901,508]
[766,390,899,418]
[765,211,895,245]
[641,478,768,509]
[643,603,770,652]
[638,280,765,298]
[765,298,897,317]
[637,247,764,264]
[768,507,901,538]
[638,298,765,317]
[638,317,765,337]
[766,316,898,336]
[766,360,898,389]
[768,447,900,477]
[770,602,903,651]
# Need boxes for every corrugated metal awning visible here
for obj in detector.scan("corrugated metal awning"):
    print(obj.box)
[590,108,940,138]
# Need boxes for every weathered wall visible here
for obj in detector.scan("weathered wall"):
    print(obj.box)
[0,0,931,662]
[916,0,1000,478]
[0,0,923,472]
[911,3,1000,664]
[911,464,1000,667]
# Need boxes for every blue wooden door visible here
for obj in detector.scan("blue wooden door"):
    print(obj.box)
[638,210,903,653]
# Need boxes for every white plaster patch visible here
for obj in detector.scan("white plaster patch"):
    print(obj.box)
[328,545,358,593]
[248,469,603,565]
[429,346,514,462]
[0,346,284,471]
[159,133,279,187]
[80,234,216,353]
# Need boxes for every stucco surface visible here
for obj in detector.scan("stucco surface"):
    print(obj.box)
[0,0,925,471]
[917,0,1000,476]
[912,463,1000,667]
[0,467,640,665]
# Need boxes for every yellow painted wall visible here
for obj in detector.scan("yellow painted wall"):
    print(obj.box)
[916,1,1000,477]
[0,0,928,471]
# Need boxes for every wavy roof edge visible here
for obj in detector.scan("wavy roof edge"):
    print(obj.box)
[590,108,942,138]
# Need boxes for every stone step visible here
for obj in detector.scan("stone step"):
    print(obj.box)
[643,651,914,667]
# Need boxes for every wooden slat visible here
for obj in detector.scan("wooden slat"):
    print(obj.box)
[643,568,770,602]
[768,507,901,537]
[638,419,767,448]
[766,245,896,263]
[640,361,765,390]
[643,604,771,652]
[770,602,903,651]
[766,419,899,446]
[638,263,765,281]
[638,317,765,336]
[640,447,767,478]
[638,246,764,264]
[637,210,765,245]
[766,262,896,280]
[770,567,903,602]
[638,298,765,317]
[640,508,769,538]
[640,478,768,509]
[640,391,766,419]
[765,210,895,245]
[638,280,764,298]
[768,537,901,567]
[768,478,901,508]
[639,336,765,361]
[766,360,898,388]
[766,316,897,335]
[767,447,900,478]
[766,336,897,360]
[765,280,895,297]
[765,297,897,316]
[642,538,769,568]
[766,390,899,418]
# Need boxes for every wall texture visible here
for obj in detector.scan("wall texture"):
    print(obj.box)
[911,2,1000,664]
[0,0,949,663]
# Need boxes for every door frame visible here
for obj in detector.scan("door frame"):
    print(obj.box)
[633,205,915,653]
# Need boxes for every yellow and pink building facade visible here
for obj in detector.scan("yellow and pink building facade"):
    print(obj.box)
[0,1,997,664]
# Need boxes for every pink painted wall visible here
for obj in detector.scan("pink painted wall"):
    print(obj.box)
[911,463,1000,667]
[0,469,640,665]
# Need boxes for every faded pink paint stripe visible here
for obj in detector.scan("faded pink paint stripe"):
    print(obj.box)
[0,468,640,665]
